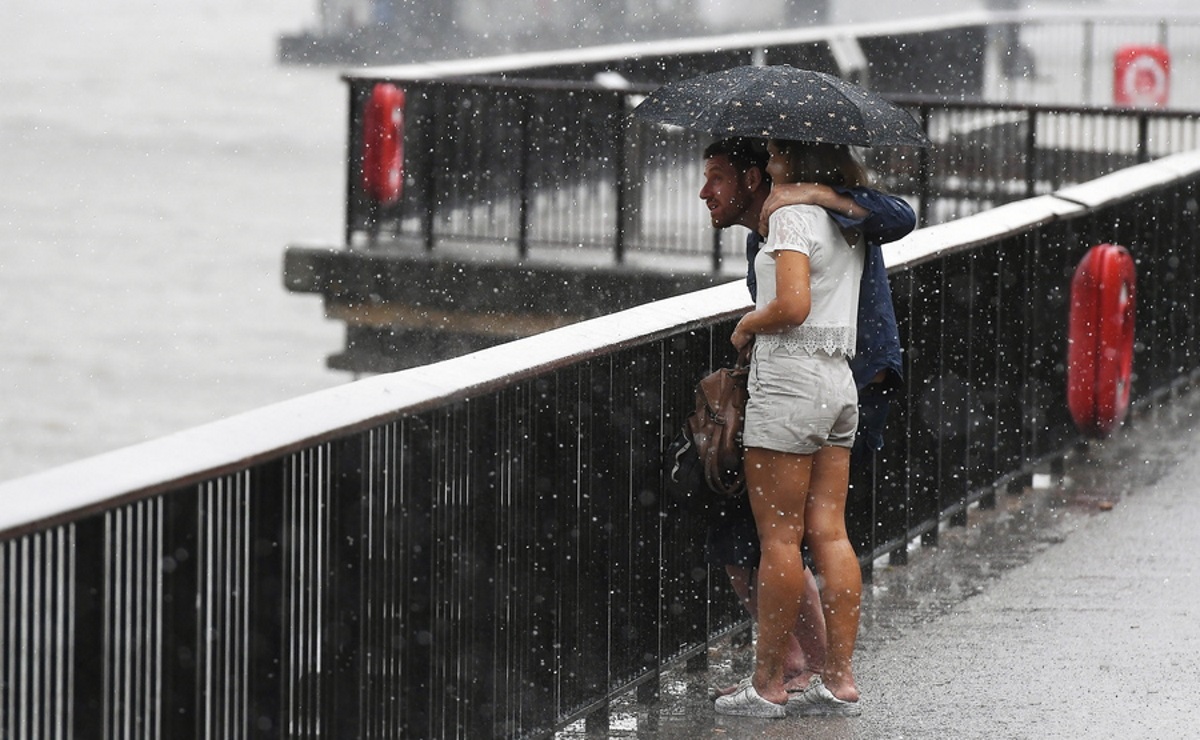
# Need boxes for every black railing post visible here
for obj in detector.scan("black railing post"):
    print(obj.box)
[518,94,532,260]
[70,516,108,739]
[913,259,948,550]
[160,492,200,738]
[917,104,932,227]
[1137,113,1151,163]
[1015,231,1041,490]
[398,419,435,739]
[1025,108,1038,198]
[613,94,629,265]
[326,437,366,738]
[346,81,365,248]
[950,252,977,529]
[422,85,439,253]
[247,462,286,739]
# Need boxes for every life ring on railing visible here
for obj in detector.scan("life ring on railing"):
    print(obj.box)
[1067,243,1136,438]
[361,82,405,204]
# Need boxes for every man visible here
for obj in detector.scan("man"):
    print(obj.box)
[699,137,913,697]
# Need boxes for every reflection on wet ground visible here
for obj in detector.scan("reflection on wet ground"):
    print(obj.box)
[557,392,1200,738]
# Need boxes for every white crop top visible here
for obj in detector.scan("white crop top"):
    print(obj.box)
[754,204,863,357]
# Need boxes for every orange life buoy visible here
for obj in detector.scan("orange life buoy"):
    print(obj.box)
[1066,243,1136,438]
[361,82,405,204]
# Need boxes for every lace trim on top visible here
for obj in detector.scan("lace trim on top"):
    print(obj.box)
[757,325,856,358]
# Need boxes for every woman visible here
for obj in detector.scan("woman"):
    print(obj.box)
[714,139,867,718]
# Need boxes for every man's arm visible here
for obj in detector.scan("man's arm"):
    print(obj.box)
[761,184,916,244]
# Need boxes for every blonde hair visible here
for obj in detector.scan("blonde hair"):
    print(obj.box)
[770,140,869,188]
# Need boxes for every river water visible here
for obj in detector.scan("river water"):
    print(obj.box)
[0,0,348,480]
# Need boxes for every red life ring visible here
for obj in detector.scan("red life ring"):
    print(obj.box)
[1066,243,1136,438]
[361,82,405,204]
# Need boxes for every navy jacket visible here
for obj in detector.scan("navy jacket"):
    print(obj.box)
[745,187,913,392]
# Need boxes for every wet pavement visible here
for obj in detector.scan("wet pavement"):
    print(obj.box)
[559,393,1200,738]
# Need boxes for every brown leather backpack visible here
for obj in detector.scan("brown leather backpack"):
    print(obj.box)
[682,345,750,497]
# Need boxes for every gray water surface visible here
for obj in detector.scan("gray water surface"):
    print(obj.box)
[0,0,347,480]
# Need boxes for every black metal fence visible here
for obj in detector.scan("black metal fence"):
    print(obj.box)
[5,150,1200,738]
[343,78,1200,268]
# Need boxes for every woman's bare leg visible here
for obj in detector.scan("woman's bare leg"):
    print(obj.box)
[745,447,813,706]
[804,445,860,702]
[727,563,825,683]
[713,562,823,697]
[788,566,826,690]
[711,565,756,697]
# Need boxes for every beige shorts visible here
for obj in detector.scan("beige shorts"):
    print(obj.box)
[742,346,858,455]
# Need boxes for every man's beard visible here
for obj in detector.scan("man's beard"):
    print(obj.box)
[710,201,748,230]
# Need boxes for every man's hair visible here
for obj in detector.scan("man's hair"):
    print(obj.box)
[703,137,769,179]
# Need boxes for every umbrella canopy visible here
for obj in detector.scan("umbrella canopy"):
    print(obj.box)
[631,65,931,148]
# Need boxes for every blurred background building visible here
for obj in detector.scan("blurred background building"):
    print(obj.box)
[281,0,831,64]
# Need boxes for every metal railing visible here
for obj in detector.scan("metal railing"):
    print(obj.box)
[349,79,1200,265]
[337,11,1200,266]
[5,149,1200,738]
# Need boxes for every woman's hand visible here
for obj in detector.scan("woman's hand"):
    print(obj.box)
[731,320,754,351]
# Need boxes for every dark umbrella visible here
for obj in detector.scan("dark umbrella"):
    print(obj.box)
[631,65,931,148]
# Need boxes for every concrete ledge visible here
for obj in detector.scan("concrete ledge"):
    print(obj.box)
[283,243,733,371]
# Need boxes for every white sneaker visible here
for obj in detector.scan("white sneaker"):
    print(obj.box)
[714,681,787,718]
[785,675,862,717]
